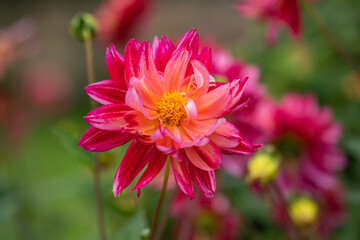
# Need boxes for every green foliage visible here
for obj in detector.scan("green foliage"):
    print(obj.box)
[115,209,148,240]
[51,127,95,171]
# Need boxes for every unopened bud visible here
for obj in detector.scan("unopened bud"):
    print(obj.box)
[246,153,279,184]
[70,12,98,41]
[289,197,318,227]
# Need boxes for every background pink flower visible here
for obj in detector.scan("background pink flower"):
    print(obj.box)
[96,0,151,45]
[237,0,306,44]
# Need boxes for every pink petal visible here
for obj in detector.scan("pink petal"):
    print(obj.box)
[188,162,216,198]
[137,41,163,92]
[181,118,226,146]
[125,85,146,114]
[184,98,198,122]
[209,121,242,148]
[184,142,222,171]
[163,49,191,92]
[174,29,199,58]
[198,47,212,70]
[85,80,126,105]
[113,140,154,196]
[170,157,194,199]
[84,104,131,131]
[106,45,126,89]
[124,39,141,82]
[132,148,167,191]
[152,35,175,72]
[186,60,210,100]
[222,136,260,155]
[79,127,134,152]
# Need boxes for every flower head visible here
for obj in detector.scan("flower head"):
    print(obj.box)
[79,29,260,199]
[96,0,150,45]
[237,0,307,44]
[172,191,241,239]
[268,94,346,193]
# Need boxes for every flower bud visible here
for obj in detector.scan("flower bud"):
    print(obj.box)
[246,153,279,184]
[289,197,318,227]
[69,12,98,41]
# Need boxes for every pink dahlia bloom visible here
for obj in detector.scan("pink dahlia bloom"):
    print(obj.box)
[275,186,346,237]
[79,29,260,199]
[237,0,310,44]
[265,94,346,193]
[172,191,241,240]
[96,0,150,45]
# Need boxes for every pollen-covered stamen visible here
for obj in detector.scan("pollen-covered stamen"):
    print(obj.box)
[157,92,187,126]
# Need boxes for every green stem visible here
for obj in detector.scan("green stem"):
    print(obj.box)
[304,1,360,77]
[149,158,171,240]
[83,33,106,240]
[267,182,299,239]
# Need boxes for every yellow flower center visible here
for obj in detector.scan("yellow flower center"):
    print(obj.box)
[289,197,318,227]
[156,92,187,127]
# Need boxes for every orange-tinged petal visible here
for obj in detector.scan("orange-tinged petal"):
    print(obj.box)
[124,110,157,135]
[195,84,231,120]
[163,49,191,92]
[184,142,221,171]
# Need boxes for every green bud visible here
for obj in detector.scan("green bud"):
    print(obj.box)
[140,228,150,240]
[70,12,98,41]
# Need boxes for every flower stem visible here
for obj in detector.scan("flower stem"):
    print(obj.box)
[149,158,171,240]
[304,1,360,77]
[83,32,106,240]
[266,182,299,239]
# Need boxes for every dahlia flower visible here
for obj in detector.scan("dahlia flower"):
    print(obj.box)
[262,94,346,193]
[96,0,150,45]
[172,191,241,240]
[79,29,259,199]
[276,186,346,237]
[237,0,312,44]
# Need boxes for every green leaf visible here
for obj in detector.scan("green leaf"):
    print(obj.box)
[115,208,148,240]
[344,137,360,160]
[51,127,94,170]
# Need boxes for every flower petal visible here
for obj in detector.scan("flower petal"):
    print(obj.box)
[209,121,242,148]
[195,83,231,120]
[152,35,175,72]
[188,162,216,198]
[184,142,222,171]
[187,60,210,100]
[124,110,157,135]
[79,127,134,152]
[170,157,194,199]
[181,118,226,146]
[113,140,154,196]
[85,80,126,105]
[132,148,167,191]
[106,45,126,89]
[163,49,191,92]
[124,39,141,82]
[174,29,199,58]
[125,85,146,114]
[84,104,131,131]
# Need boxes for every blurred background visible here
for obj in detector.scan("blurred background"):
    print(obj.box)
[0,0,359,239]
